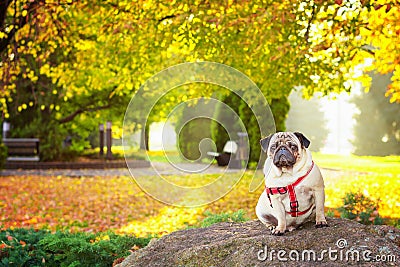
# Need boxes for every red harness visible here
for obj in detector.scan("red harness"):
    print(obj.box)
[265,161,314,217]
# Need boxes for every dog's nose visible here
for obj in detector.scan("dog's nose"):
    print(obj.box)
[279,146,287,151]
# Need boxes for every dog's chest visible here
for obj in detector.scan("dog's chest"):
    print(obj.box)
[266,177,315,211]
[280,185,314,203]
[272,185,315,222]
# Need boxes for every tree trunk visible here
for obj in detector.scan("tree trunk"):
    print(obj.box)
[140,123,150,151]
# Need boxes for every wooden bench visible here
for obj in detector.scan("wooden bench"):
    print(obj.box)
[3,138,40,162]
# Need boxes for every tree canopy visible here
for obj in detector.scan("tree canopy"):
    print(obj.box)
[1,0,399,158]
[2,1,400,107]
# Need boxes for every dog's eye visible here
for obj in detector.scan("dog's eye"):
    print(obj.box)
[291,144,298,151]
[270,144,276,151]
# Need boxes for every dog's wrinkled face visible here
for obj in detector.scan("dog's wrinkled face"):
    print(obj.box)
[270,133,299,168]
[260,132,310,169]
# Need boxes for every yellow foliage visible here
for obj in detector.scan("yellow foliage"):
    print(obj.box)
[117,206,205,237]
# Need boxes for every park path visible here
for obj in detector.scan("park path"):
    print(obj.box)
[0,162,240,177]
[0,161,344,180]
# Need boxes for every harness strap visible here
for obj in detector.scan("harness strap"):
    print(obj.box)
[265,161,314,217]
[292,161,314,187]
[286,204,313,216]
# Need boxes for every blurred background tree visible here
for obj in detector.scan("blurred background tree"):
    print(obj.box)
[210,92,267,166]
[210,93,242,155]
[286,91,329,152]
[352,73,400,156]
[175,98,214,161]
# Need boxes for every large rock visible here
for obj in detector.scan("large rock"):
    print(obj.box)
[116,218,400,266]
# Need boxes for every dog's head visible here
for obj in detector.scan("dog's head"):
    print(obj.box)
[260,132,310,169]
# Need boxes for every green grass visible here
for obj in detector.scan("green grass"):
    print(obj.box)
[134,150,215,164]
[82,146,147,160]
[198,210,249,228]
[82,145,400,175]
[145,150,182,162]
[139,151,400,175]
[312,153,400,174]
[93,148,183,162]
[310,153,400,220]
[122,150,400,175]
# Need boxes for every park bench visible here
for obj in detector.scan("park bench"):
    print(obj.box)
[207,132,248,169]
[207,140,237,164]
[3,138,40,162]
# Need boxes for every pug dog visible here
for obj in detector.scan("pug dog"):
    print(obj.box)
[255,132,328,235]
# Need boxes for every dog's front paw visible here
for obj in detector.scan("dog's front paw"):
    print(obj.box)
[266,225,276,232]
[315,220,329,228]
[271,226,286,236]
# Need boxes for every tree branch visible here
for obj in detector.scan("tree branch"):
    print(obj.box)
[58,104,112,124]
[304,4,316,42]
[58,86,118,124]
[158,14,176,23]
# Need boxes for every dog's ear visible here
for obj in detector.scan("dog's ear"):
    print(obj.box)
[294,132,310,148]
[260,135,273,153]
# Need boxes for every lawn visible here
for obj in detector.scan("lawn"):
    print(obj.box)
[0,153,399,237]
[313,153,400,175]
[313,153,400,219]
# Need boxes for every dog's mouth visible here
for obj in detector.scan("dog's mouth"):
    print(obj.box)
[273,147,296,168]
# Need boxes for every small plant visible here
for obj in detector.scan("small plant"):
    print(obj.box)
[326,209,335,218]
[394,219,400,229]
[0,228,50,266]
[199,210,249,228]
[338,192,383,225]
[40,231,151,267]
[0,228,152,267]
